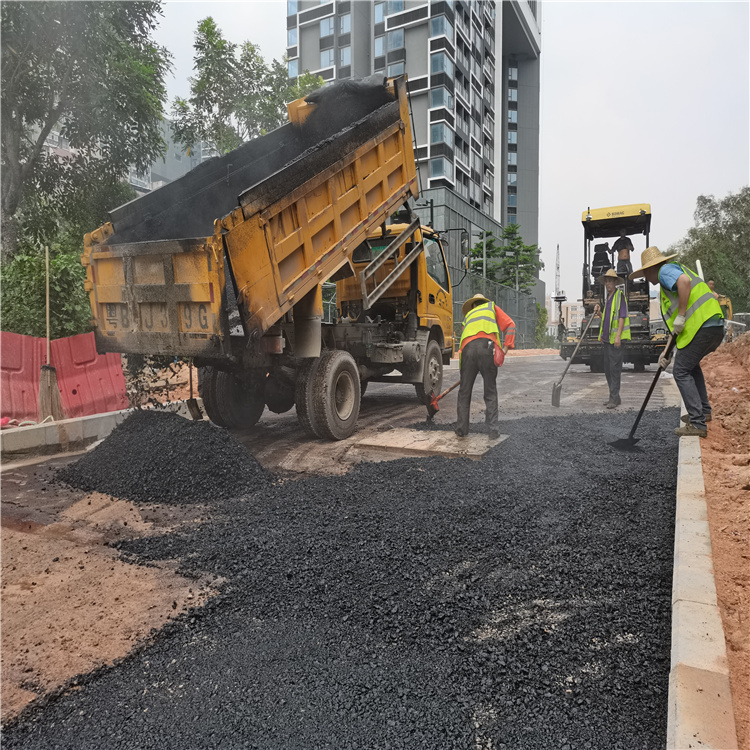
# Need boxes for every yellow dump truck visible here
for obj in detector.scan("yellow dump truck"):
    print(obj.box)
[82,76,453,440]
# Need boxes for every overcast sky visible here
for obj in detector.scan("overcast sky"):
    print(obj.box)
[153,1,750,300]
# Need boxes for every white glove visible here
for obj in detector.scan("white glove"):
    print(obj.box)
[658,352,672,370]
[673,314,686,334]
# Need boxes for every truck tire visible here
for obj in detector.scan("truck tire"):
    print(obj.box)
[264,377,295,414]
[198,366,228,427]
[312,350,361,441]
[414,340,443,404]
[200,367,265,428]
[633,360,645,372]
[214,370,265,429]
[295,357,325,437]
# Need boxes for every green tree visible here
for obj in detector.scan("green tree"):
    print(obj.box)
[467,231,507,281]
[172,17,324,155]
[667,187,750,312]
[493,224,543,293]
[1,1,172,258]
[534,303,548,346]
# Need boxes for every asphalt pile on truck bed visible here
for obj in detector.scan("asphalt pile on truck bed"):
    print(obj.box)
[57,410,271,503]
[9,409,678,750]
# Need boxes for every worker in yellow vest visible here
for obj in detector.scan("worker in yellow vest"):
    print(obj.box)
[593,269,631,409]
[456,293,515,439]
[630,247,724,438]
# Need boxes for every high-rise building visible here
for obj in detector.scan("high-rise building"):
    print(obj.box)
[286,0,543,309]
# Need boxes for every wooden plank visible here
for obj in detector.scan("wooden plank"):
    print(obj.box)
[355,428,507,460]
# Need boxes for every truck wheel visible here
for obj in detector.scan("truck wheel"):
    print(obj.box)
[295,357,325,437]
[633,360,645,372]
[264,377,295,414]
[414,340,443,404]
[198,366,228,427]
[312,350,361,441]
[214,370,265,429]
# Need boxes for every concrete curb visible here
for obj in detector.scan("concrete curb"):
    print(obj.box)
[667,413,738,749]
[0,400,204,458]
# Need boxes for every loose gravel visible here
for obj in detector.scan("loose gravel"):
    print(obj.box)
[57,410,272,504]
[6,409,679,749]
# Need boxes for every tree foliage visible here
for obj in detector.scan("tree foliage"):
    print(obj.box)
[1,1,171,258]
[171,17,324,155]
[667,187,750,312]
[469,225,543,293]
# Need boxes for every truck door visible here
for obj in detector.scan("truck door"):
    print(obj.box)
[419,235,453,350]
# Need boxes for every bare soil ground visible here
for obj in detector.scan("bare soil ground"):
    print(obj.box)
[0,470,215,721]
[700,332,750,750]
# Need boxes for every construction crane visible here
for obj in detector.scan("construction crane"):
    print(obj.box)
[552,244,567,341]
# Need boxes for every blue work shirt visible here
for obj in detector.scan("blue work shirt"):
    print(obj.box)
[658,264,723,326]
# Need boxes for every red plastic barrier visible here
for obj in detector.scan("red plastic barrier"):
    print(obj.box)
[1,331,127,422]
[0,331,46,422]
[51,333,128,418]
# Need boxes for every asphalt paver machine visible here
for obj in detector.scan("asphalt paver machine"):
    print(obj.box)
[560,203,668,371]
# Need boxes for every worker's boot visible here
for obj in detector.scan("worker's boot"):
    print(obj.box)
[681,413,712,423]
[674,423,708,438]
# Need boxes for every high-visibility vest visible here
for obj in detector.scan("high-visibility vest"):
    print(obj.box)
[459,301,501,351]
[598,287,631,344]
[660,264,723,348]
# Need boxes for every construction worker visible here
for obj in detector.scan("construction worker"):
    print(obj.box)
[593,268,631,409]
[612,231,634,278]
[455,293,515,439]
[630,247,724,437]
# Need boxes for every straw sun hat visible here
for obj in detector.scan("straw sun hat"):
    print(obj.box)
[597,268,624,286]
[629,246,678,280]
[461,293,490,317]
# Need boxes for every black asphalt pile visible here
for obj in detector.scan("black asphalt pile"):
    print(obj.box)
[57,410,272,504]
[8,409,678,749]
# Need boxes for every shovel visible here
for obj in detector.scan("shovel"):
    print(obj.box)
[186,360,203,420]
[609,334,676,451]
[426,379,461,420]
[552,315,596,407]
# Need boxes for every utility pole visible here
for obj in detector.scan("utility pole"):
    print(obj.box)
[482,232,487,280]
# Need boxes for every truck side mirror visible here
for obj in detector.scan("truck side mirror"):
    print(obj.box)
[460,230,469,257]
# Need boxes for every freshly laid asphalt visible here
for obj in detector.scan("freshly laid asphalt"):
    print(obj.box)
[4,408,679,749]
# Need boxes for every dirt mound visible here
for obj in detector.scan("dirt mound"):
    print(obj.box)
[58,410,272,504]
[701,331,750,748]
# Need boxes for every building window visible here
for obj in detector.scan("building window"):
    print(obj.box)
[508,193,517,207]
[507,209,517,222]
[320,17,334,36]
[507,173,517,186]
[430,122,453,148]
[339,13,351,34]
[507,152,517,165]
[430,156,452,179]
[508,65,518,80]
[339,46,351,66]
[507,131,517,144]
[374,2,385,23]
[387,28,403,50]
[388,61,404,76]
[508,109,518,124]
[320,48,335,68]
[430,87,454,111]
[430,15,453,41]
[287,0,298,14]
[287,28,297,47]
[374,36,385,56]
[388,0,404,13]
[508,88,518,102]
[288,58,299,78]
[430,52,454,79]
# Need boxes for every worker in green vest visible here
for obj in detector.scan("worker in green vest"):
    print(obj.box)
[630,247,724,438]
[456,293,515,439]
[593,268,631,409]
